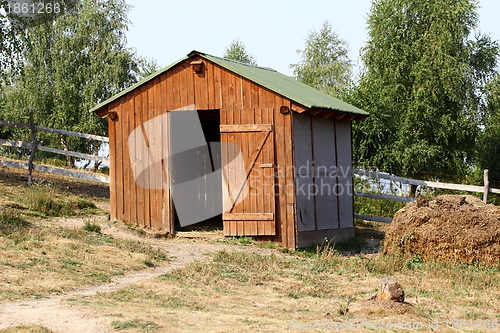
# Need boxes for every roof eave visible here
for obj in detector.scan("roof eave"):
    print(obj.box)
[307,107,369,121]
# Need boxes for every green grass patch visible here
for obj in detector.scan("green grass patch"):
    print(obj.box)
[82,220,101,233]
[0,209,30,229]
[111,319,162,331]
[21,184,97,217]
[0,326,55,333]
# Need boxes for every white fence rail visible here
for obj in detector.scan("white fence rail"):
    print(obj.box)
[353,169,499,224]
[0,112,109,184]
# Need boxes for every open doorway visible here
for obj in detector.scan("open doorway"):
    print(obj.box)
[172,109,223,232]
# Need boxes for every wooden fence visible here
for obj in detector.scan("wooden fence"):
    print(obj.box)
[353,169,500,224]
[0,111,109,184]
[2,114,498,222]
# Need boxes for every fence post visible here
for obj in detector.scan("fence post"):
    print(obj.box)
[27,109,38,187]
[483,169,489,204]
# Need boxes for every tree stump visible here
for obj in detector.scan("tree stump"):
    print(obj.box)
[376,277,405,302]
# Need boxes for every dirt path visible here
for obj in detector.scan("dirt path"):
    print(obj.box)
[0,209,268,333]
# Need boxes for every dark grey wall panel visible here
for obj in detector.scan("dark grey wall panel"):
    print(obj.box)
[293,113,313,172]
[293,113,316,231]
[312,116,339,230]
[312,116,336,174]
[335,119,354,228]
[315,176,339,229]
[296,176,316,231]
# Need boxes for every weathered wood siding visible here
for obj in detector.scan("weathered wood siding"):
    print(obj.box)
[107,56,296,248]
[293,112,355,247]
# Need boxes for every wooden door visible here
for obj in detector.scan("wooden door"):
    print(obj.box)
[220,109,276,236]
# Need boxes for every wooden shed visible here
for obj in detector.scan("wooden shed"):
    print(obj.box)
[90,50,369,248]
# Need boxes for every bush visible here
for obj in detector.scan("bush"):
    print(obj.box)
[0,209,30,234]
[82,221,101,233]
[0,209,29,228]
[23,184,96,217]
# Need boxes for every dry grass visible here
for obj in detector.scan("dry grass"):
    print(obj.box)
[0,220,166,301]
[69,244,500,332]
[0,166,166,301]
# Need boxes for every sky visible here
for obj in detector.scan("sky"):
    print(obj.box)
[125,0,500,77]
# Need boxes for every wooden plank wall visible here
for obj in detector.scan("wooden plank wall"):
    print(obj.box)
[108,56,297,248]
[220,108,275,237]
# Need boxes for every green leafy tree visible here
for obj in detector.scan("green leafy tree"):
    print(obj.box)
[2,0,147,167]
[0,4,24,87]
[477,74,500,183]
[0,0,79,87]
[349,0,499,179]
[223,39,257,65]
[290,21,352,98]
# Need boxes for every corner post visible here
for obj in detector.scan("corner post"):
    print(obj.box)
[27,109,38,187]
[483,169,489,204]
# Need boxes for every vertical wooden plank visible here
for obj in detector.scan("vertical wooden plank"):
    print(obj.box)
[149,78,161,229]
[284,98,296,249]
[249,107,259,236]
[178,62,188,109]
[158,73,169,232]
[259,107,269,236]
[114,101,124,222]
[242,79,256,234]
[128,92,138,225]
[232,108,243,236]
[264,107,276,237]
[234,76,243,111]
[134,87,145,227]
[161,71,173,233]
[273,94,296,248]
[206,61,216,110]
[193,57,209,110]
[213,64,223,109]
[224,108,237,236]
[168,65,186,231]
[143,84,152,228]
[108,105,117,221]
[155,77,165,229]
[186,60,195,107]
[254,107,263,235]
[220,108,229,235]
[241,78,252,110]
[120,97,131,224]
[269,107,277,236]
[242,106,257,236]
[167,66,177,110]
[226,68,236,111]
[273,94,286,246]
[222,69,237,236]
[251,82,260,109]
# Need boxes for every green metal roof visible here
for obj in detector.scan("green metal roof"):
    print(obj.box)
[90,51,369,117]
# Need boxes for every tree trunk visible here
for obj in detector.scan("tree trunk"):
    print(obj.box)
[91,161,102,172]
[409,184,418,197]
[60,138,75,168]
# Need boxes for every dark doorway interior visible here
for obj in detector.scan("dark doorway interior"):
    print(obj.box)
[174,109,223,231]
